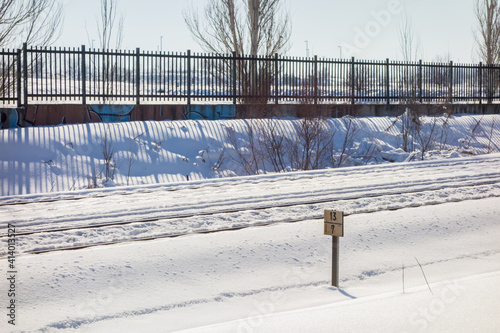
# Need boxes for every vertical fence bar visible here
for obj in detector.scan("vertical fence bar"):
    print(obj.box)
[81,45,86,104]
[2,51,4,102]
[386,58,390,104]
[32,47,37,102]
[16,49,21,107]
[97,48,101,103]
[22,43,28,107]
[232,51,237,104]
[449,61,453,103]
[48,47,53,102]
[419,60,423,103]
[351,57,355,105]
[187,49,191,107]
[314,55,318,105]
[274,53,279,105]
[136,47,140,104]
[92,48,96,102]
[495,65,500,99]
[59,47,63,100]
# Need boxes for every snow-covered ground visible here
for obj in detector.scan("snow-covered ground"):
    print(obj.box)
[1,113,499,196]
[2,154,499,255]
[1,188,499,332]
[0,114,499,332]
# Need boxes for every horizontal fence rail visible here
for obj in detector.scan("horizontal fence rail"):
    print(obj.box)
[1,43,500,106]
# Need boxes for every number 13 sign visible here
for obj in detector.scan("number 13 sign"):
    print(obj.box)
[324,209,344,287]
[324,210,344,237]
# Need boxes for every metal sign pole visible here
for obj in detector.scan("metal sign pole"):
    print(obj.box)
[324,209,343,288]
[332,236,339,287]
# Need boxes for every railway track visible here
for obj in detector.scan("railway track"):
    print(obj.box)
[9,193,500,256]
[3,167,499,230]
[2,179,499,256]
[1,174,499,238]
[2,155,499,256]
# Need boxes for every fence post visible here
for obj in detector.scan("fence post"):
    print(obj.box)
[314,55,318,105]
[232,51,237,105]
[81,45,86,105]
[187,49,191,108]
[136,47,140,105]
[386,58,390,105]
[274,53,279,105]
[419,59,423,103]
[478,62,483,105]
[22,43,28,108]
[16,49,21,107]
[449,61,453,103]
[351,56,355,105]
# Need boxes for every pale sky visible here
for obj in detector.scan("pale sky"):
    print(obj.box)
[58,0,477,63]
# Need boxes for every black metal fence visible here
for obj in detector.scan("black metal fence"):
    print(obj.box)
[0,49,20,105]
[1,43,500,106]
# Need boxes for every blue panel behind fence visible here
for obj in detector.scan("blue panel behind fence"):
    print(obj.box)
[89,105,135,122]
[185,105,236,120]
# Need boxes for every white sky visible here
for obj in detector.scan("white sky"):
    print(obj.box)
[58,0,477,63]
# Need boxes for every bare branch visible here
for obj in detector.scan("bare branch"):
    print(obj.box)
[474,0,500,65]
[399,10,420,62]
[184,0,290,56]
[97,0,124,50]
[0,0,62,48]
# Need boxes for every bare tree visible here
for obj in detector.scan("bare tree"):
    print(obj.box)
[399,11,420,63]
[387,110,420,153]
[0,0,61,114]
[397,9,422,139]
[92,0,124,103]
[184,0,290,57]
[399,10,421,103]
[335,117,359,168]
[101,127,117,183]
[430,54,452,87]
[226,121,265,175]
[257,119,288,172]
[474,0,500,102]
[474,0,500,65]
[185,0,291,103]
[346,64,369,96]
[415,116,439,160]
[287,118,335,171]
[0,0,62,48]
[97,0,124,50]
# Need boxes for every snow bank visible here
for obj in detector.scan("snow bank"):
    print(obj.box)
[0,114,499,196]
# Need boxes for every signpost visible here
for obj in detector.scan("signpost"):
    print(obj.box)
[324,210,344,287]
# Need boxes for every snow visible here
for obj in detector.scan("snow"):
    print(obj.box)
[0,113,499,196]
[3,198,500,332]
[0,114,499,332]
[2,154,499,254]
[186,272,500,333]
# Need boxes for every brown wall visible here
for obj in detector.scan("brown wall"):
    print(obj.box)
[2,103,499,129]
